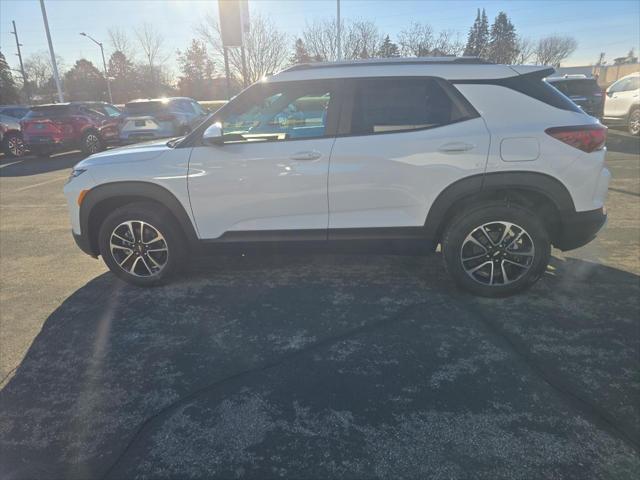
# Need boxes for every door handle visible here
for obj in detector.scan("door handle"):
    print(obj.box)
[290,151,322,161]
[438,142,475,153]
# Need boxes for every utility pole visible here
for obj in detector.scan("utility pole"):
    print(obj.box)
[39,0,64,102]
[80,32,113,103]
[336,0,341,61]
[10,20,30,102]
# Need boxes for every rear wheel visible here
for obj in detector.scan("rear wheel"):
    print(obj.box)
[81,131,103,155]
[98,202,187,286]
[442,202,551,297]
[628,107,640,136]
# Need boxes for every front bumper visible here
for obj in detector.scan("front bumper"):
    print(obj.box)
[555,207,607,251]
[72,230,98,258]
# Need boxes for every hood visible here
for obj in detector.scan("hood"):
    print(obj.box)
[75,138,174,168]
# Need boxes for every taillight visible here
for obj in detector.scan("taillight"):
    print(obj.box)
[545,124,607,153]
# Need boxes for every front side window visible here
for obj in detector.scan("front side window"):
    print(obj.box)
[103,105,122,117]
[350,78,471,135]
[609,77,636,93]
[221,82,332,142]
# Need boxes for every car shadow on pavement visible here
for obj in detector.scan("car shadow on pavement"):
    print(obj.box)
[0,151,86,177]
[1,253,638,479]
[607,130,640,155]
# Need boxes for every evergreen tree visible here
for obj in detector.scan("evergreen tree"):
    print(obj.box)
[0,51,21,104]
[108,51,137,103]
[290,38,313,64]
[377,35,400,58]
[487,11,518,64]
[64,59,106,101]
[463,9,489,57]
[177,39,215,100]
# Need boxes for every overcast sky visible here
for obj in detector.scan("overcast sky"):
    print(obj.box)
[1,0,639,75]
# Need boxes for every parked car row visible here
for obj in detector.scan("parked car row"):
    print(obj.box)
[0,97,209,158]
[545,72,639,135]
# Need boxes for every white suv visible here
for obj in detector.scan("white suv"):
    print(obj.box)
[64,57,610,296]
[603,72,640,135]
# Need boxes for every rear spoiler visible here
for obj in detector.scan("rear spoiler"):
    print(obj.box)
[509,65,556,78]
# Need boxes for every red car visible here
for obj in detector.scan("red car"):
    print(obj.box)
[21,102,122,156]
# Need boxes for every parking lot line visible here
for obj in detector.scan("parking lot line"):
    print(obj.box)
[0,160,24,169]
[13,176,68,193]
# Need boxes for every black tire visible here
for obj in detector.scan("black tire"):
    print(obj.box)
[2,133,26,158]
[628,107,640,136]
[81,130,104,155]
[98,201,187,287]
[441,202,551,297]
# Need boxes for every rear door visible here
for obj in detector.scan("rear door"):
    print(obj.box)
[327,77,490,233]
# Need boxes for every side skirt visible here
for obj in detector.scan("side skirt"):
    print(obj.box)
[197,227,436,255]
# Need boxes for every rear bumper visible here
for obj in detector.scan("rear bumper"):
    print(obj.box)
[555,207,607,251]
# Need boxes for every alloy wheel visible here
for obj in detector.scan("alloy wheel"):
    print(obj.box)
[85,133,101,154]
[7,136,25,157]
[630,110,640,136]
[110,220,169,277]
[460,221,535,286]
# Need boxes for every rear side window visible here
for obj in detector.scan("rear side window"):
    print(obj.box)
[350,78,476,135]
[24,105,70,119]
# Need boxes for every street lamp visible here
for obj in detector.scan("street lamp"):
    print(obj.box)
[79,32,113,104]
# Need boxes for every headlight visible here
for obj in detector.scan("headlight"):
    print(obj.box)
[67,168,86,184]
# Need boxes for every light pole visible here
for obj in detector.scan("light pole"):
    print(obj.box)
[80,32,113,104]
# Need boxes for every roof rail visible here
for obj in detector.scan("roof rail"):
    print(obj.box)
[283,56,492,72]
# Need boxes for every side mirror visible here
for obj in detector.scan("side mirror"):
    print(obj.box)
[203,122,223,145]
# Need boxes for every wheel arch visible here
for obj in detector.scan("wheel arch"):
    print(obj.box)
[80,181,199,256]
[424,171,576,245]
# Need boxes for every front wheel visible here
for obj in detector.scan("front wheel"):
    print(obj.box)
[628,107,640,136]
[3,133,26,157]
[441,202,551,297]
[98,202,187,286]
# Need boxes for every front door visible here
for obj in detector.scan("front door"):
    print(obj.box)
[188,80,339,240]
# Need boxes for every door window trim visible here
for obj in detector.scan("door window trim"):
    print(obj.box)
[336,76,480,138]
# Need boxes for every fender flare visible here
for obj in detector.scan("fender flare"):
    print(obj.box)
[423,171,576,240]
[80,181,199,254]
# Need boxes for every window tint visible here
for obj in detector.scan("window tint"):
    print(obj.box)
[549,79,601,97]
[222,83,332,141]
[191,101,206,115]
[103,105,122,117]
[172,99,195,114]
[609,77,639,93]
[24,105,71,118]
[124,101,167,115]
[350,78,469,135]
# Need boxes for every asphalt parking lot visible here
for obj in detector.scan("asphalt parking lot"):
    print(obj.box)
[0,133,639,479]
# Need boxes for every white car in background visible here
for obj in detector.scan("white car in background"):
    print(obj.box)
[603,72,640,135]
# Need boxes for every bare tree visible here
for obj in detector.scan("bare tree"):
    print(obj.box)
[535,35,578,67]
[135,23,170,95]
[515,37,535,64]
[302,18,382,61]
[108,27,134,59]
[199,13,289,84]
[397,22,434,57]
[432,30,464,56]
[343,20,382,59]
[24,51,65,90]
